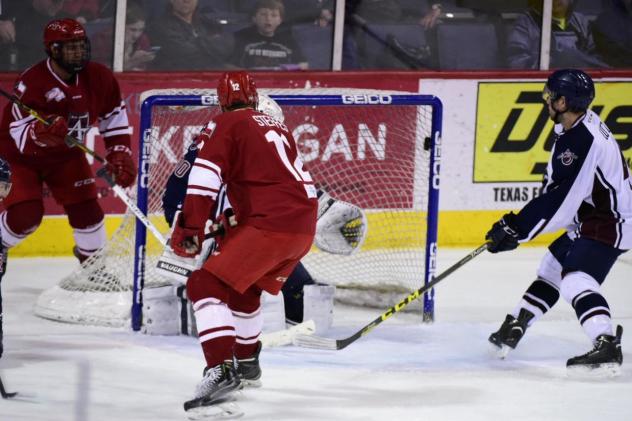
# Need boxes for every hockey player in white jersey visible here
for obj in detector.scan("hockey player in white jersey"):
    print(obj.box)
[485,69,631,373]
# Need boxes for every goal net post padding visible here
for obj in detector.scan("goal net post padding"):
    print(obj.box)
[34,88,442,331]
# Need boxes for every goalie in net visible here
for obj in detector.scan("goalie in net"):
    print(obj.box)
[155,93,368,335]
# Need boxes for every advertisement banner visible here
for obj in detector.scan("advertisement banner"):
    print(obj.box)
[475,81,632,183]
[422,78,632,212]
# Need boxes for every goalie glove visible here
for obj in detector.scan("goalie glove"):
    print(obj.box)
[314,190,368,255]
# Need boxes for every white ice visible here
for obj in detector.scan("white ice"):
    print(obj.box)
[1,247,631,421]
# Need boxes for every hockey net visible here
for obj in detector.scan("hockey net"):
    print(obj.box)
[34,88,442,329]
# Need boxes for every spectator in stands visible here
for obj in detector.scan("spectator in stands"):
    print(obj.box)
[315,3,334,27]
[62,0,100,24]
[231,0,308,70]
[0,0,17,70]
[1,0,69,71]
[148,0,232,70]
[506,0,607,69]
[281,0,333,25]
[419,3,442,29]
[592,0,632,68]
[92,1,155,70]
[0,1,15,43]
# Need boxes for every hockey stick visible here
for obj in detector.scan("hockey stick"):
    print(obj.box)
[0,375,17,399]
[0,88,167,246]
[293,243,490,350]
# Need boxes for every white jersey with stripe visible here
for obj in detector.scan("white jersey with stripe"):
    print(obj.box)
[515,110,632,250]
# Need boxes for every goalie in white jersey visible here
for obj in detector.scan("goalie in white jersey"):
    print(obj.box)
[485,69,631,373]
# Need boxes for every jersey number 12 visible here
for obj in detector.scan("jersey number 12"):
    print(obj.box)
[265,130,317,198]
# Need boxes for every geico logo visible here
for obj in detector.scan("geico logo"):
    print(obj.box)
[200,95,218,106]
[342,94,392,105]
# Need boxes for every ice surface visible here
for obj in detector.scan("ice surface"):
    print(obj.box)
[1,248,630,420]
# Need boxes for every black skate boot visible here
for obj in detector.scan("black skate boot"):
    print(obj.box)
[489,308,534,358]
[236,342,262,388]
[567,325,623,376]
[183,361,243,417]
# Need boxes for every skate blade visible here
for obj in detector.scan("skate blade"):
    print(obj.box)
[488,342,512,359]
[566,363,621,379]
[240,378,262,388]
[186,400,244,420]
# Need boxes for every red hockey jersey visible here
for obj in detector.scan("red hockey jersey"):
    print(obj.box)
[183,108,317,234]
[0,58,131,164]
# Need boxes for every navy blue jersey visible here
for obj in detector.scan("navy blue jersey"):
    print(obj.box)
[163,141,198,227]
[514,110,632,249]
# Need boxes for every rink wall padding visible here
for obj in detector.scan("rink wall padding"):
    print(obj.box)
[1,70,630,256]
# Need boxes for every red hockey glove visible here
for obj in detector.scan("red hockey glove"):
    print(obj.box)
[170,213,205,257]
[194,126,213,145]
[30,115,68,148]
[106,145,136,188]
[212,208,237,236]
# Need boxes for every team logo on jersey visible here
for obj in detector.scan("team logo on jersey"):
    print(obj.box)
[67,112,90,142]
[556,148,579,166]
[14,81,27,98]
[44,87,66,102]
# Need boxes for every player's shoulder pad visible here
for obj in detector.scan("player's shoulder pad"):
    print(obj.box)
[13,61,48,96]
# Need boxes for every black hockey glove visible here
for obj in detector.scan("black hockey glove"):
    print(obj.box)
[486,212,520,253]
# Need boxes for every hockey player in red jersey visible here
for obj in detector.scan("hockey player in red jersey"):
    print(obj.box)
[0,19,136,265]
[170,71,317,416]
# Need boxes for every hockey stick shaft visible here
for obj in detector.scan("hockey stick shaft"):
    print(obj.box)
[0,88,167,246]
[294,243,489,350]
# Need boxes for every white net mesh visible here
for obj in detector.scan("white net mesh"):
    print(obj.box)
[34,88,439,328]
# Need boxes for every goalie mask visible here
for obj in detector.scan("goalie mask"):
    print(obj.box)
[257,94,285,123]
[44,18,91,74]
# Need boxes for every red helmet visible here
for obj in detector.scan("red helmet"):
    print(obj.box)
[217,71,258,110]
[44,19,87,50]
[43,19,90,73]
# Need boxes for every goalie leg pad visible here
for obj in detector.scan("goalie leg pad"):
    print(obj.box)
[142,284,190,335]
[302,284,336,334]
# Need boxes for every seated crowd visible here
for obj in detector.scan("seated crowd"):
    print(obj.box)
[0,0,630,72]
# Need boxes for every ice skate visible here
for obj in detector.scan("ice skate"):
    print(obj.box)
[567,325,623,378]
[489,309,534,358]
[236,342,262,388]
[184,362,243,419]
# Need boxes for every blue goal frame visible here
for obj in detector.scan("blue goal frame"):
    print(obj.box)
[133,94,443,331]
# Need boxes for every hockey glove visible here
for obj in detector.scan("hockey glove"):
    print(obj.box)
[171,213,205,258]
[106,145,136,188]
[30,115,68,148]
[486,212,520,253]
[194,126,214,145]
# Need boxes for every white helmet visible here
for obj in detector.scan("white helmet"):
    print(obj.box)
[257,93,284,123]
